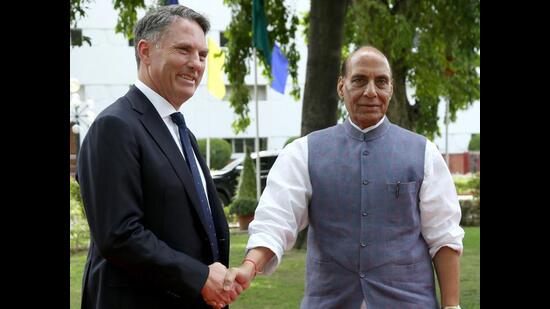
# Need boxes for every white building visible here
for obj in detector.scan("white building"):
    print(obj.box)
[70,0,310,156]
[70,0,479,157]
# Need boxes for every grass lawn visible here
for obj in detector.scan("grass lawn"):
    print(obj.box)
[70,227,479,308]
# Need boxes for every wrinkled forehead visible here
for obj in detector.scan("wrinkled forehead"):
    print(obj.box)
[348,49,392,77]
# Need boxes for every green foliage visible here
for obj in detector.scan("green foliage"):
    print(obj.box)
[468,172,480,200]
[284,136,299,147]
[70,178,90,252]
[70,0,93,46]
[468,133,480,151]
[197,138,232,170]
[235,148,257,200]
[453,173,479,195]
[460,199,480,226]
[223,0,301,133]
[113,0,147,40]
[70,0,149,47]
[343,0,480,139]
[228,197,258,216]
[229,148,258,216]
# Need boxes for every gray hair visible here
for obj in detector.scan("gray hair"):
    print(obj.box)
[133,5,210,67]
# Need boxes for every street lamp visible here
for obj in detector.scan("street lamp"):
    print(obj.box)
[70,78,96,159]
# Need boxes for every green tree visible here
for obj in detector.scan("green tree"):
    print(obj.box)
[229,148,258,217]
[468,133,480,151]
[70,0,154,47]
[344,0,480,139]
[224,0,301,132]
[197,138,232,170]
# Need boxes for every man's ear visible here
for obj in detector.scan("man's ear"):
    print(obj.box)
[137,39,152,65]
[337,76,344,99]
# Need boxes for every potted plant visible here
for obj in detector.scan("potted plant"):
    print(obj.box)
[229,148,258,230]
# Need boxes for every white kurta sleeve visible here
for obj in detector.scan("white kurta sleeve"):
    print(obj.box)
[246,137,312,274]
[420,140,465,258]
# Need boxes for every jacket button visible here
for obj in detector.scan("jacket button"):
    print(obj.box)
[362,180,369,185]
[362,150,369,156]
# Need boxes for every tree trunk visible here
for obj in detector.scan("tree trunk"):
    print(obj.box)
[300,0,349,136]
[385,63,419,131]
[295,0,349,250]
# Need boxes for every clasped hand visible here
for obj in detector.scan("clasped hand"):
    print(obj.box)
[201,262,255,308]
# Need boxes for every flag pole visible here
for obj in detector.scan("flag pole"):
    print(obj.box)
[254,48,261,201]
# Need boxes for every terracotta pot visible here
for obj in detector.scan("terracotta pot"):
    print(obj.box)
[238,214,254,230]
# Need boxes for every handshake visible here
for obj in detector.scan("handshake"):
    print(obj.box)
[200,260,258,308]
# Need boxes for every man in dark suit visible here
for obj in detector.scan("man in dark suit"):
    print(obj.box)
[77,5,240,309]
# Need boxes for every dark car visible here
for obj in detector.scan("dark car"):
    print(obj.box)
[211,150,279,207]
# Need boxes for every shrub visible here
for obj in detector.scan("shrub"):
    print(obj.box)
[453,173,479,195]
[460,199,480,226]
[70,177,90,252]
[197,138,232,170]
[468,172,480,201]
[229,198,258,216]
[229,148,258,216]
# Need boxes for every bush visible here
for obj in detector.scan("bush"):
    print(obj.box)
[197,138,232,170]
[70,177,90,252]
[229,197,258,216]
[453,174,479,195]
[460,199,480,226]
[468,172,480,201]
[229,148,258,216]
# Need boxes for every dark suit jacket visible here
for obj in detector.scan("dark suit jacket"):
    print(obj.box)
[77,86,230,309]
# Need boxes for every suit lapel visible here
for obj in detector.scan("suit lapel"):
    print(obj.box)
[126,87,213,237]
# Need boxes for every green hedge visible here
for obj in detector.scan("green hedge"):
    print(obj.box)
[70,178,90,252]
[197,138,232,170]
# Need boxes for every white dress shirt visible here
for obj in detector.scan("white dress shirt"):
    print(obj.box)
[134,80,210,205]
[246,116,464,274]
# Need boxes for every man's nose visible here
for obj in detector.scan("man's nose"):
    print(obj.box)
[187,52,202,70]
[363,81,377,97]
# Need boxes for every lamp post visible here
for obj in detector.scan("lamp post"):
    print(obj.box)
[70,78,96,161]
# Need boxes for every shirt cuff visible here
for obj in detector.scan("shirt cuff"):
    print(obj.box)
[430,243,463,258]
[245,232,284,275]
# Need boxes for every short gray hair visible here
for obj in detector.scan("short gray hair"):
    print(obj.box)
[133,5,210,67]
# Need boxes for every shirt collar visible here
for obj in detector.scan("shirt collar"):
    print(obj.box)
[348,116,386,133]
[134,79,179,118]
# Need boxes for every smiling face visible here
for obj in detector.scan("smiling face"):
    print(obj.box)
[338,48,393,129]
[138,17,207,109]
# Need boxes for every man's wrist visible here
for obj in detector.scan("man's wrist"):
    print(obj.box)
[242,259,258,277]
[442,306,461,309]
